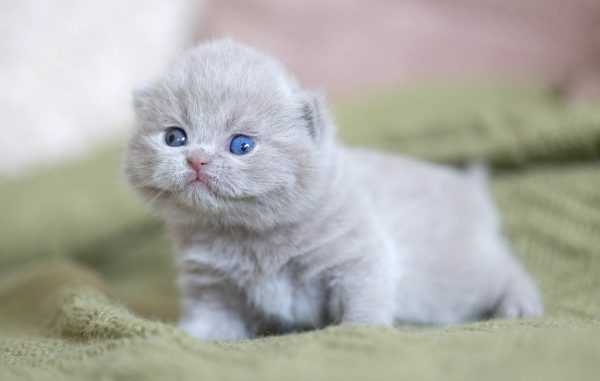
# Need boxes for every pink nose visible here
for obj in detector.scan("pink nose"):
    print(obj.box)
[187,150,211,171]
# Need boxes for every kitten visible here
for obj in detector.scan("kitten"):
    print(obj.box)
[125,39,542,340]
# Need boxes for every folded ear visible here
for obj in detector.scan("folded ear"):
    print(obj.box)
[299,91,331,143]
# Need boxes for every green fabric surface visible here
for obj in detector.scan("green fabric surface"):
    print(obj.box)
[1,85,599,380]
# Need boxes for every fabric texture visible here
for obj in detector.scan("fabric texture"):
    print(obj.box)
[1,85,599,380]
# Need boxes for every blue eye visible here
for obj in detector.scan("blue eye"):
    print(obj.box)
[229,135,255,155]
[165,127,187,147]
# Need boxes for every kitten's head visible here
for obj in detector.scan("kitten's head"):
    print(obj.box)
[125,39,335,230]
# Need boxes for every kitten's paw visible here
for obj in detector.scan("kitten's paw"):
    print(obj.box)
[494,279,543,319]
[179,319,249,341]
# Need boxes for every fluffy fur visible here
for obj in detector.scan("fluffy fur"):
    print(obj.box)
[125,39,542,340]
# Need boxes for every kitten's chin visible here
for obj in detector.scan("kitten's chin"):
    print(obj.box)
[156,185,314,232]
[139,180,303,230]
[188,179,210,192]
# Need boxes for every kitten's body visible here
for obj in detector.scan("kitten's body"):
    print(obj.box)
[126,40,542,340]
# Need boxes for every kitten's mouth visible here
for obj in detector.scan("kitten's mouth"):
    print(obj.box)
[183,171,253,201]
[190,176,207,187]
[187,172,212,192]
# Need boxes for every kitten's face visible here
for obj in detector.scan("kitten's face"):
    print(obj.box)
[125,41,332,228]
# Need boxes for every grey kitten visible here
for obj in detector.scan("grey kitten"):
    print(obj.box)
[125,39,542,340]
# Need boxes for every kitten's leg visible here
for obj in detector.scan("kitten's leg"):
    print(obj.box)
[493,259,543,319]
[178,271,251,340]
[329,242,397,326]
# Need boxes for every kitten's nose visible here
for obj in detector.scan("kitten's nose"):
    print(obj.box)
[187,149,211,171]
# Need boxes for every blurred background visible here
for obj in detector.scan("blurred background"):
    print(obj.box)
[1,0,600,177]
[2,3,600,377]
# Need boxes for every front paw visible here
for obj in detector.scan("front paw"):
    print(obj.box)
[494,278,543,319]
[179,318,249,340]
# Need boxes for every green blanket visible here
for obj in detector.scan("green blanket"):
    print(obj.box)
[1,85,599,380]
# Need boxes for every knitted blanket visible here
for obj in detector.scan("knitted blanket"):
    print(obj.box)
[1,85,599,380]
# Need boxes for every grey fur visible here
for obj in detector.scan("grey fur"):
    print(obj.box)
[125,39,542,340]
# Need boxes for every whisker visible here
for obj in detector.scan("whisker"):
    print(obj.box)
[146,187,167,204]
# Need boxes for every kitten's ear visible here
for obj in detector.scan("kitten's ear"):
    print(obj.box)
[299,91,332,143]
[132,82,154,115]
